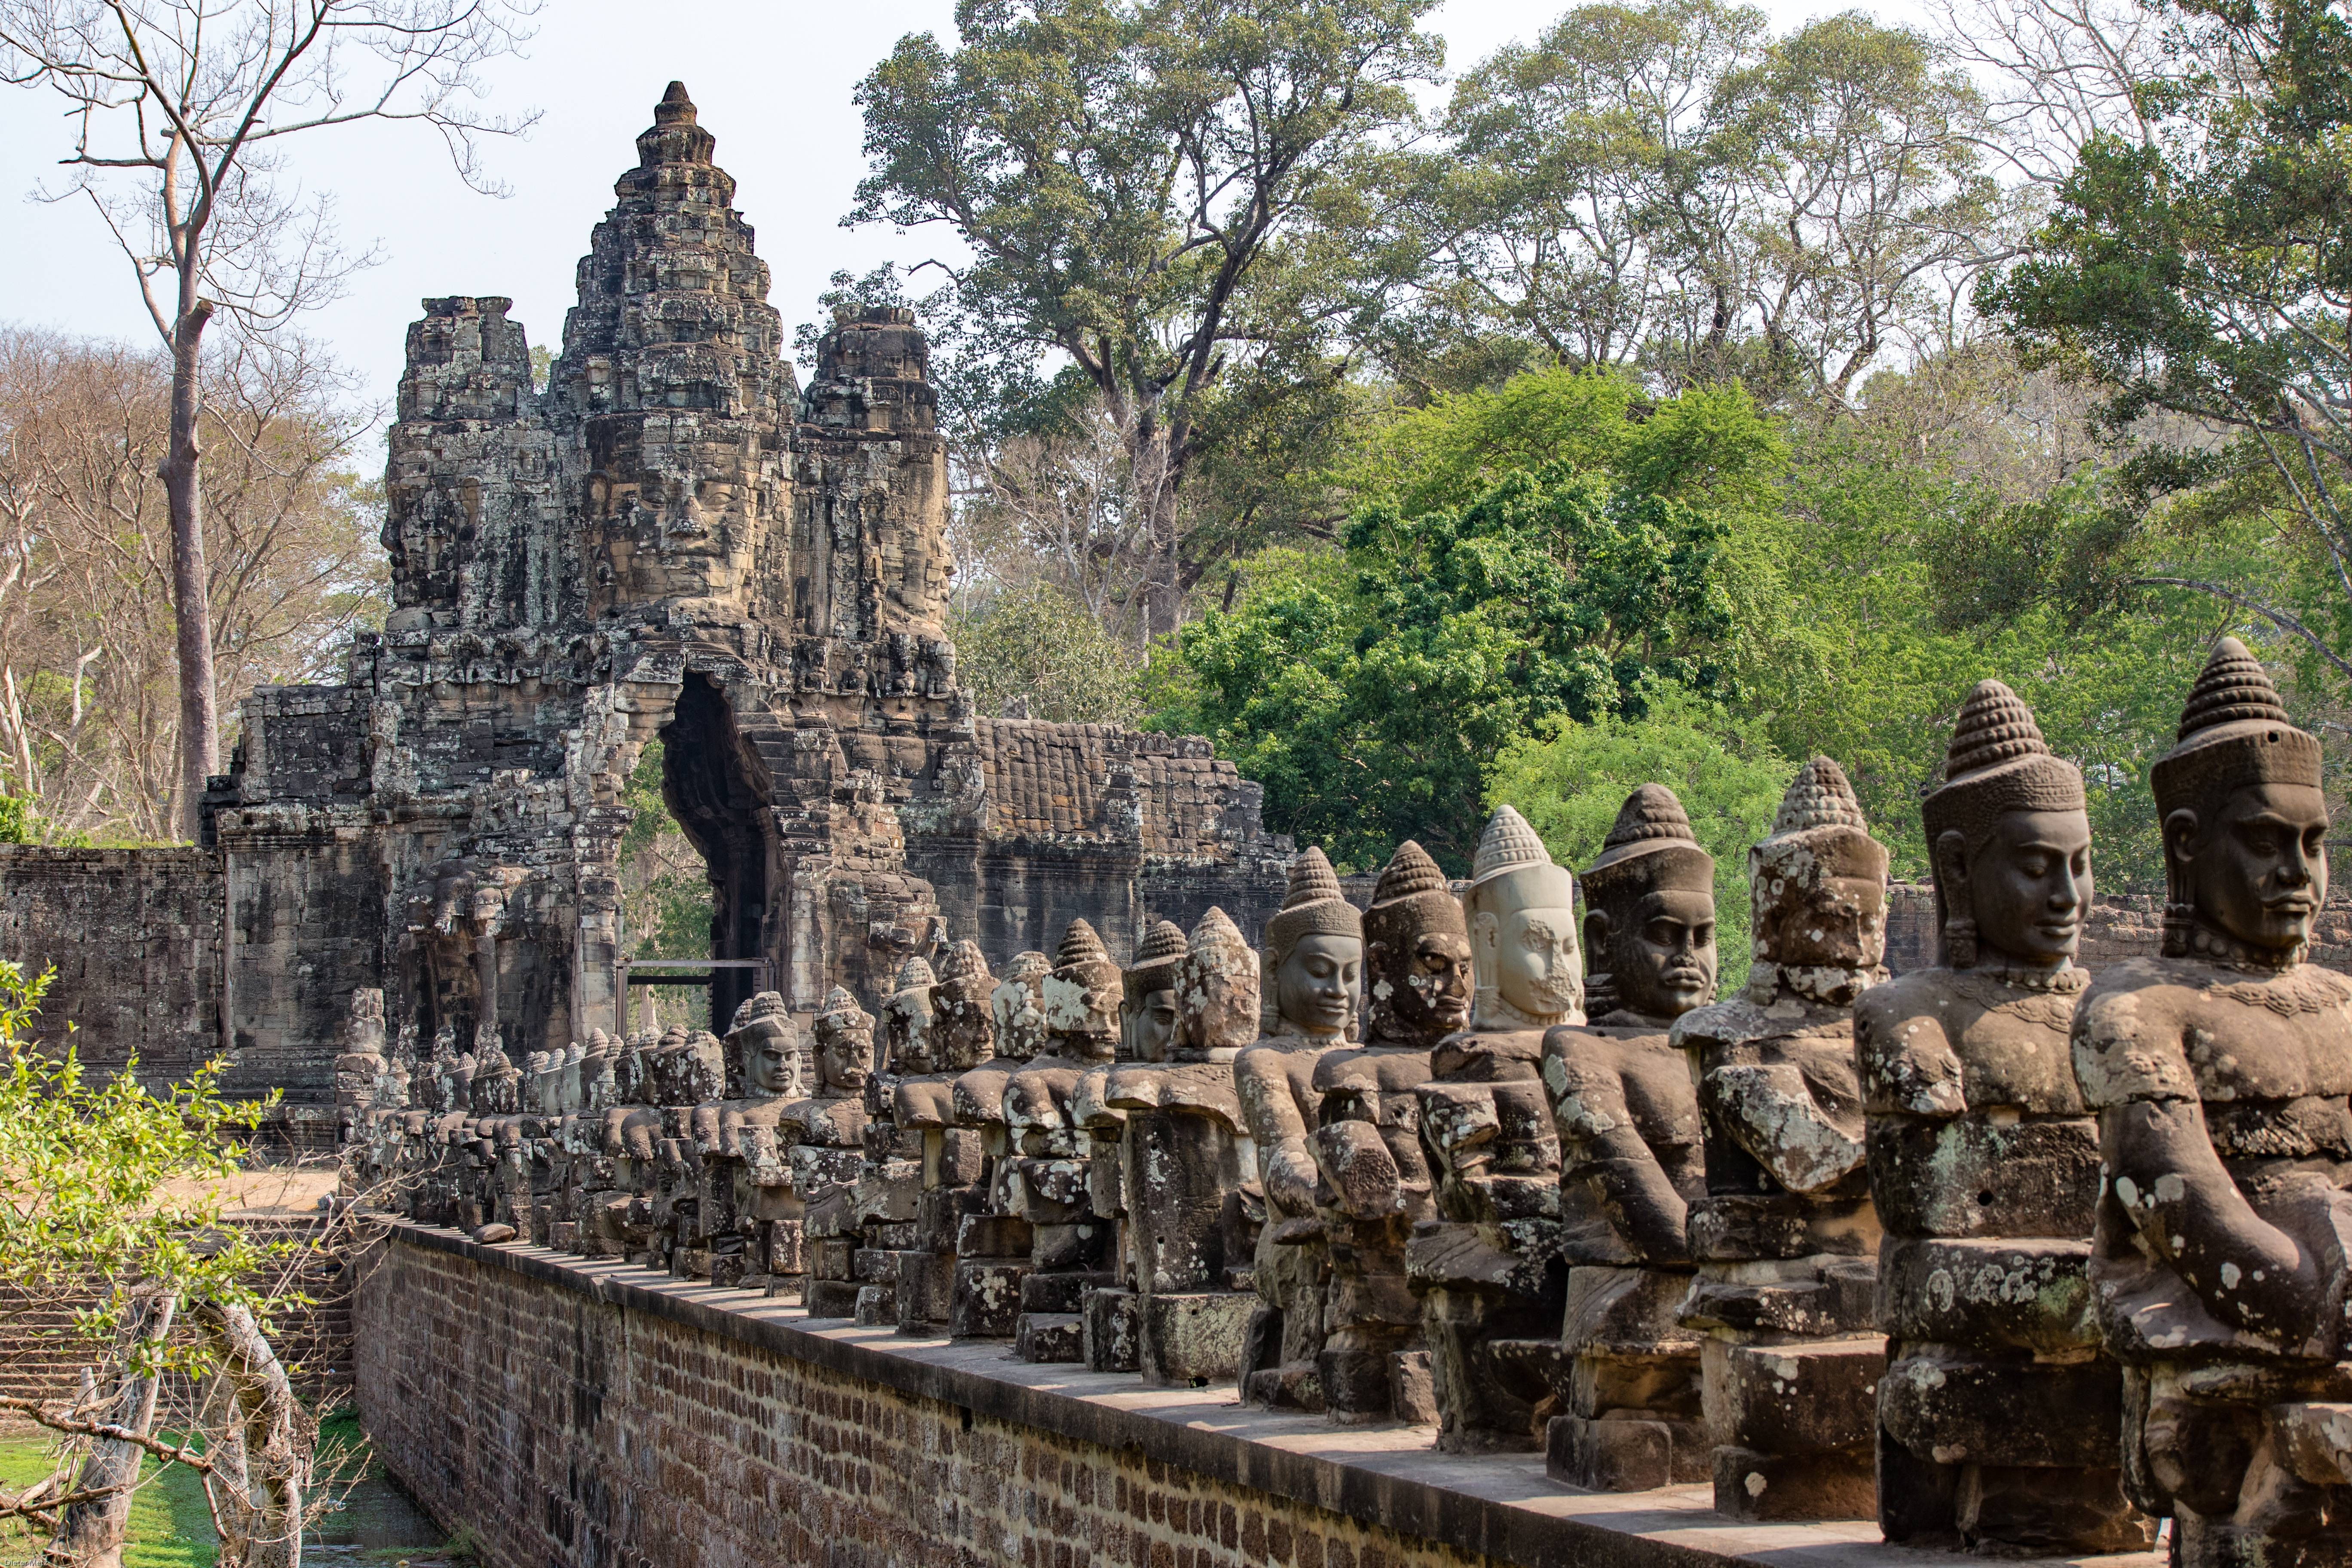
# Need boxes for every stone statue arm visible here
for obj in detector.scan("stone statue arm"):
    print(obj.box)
[1702,1062,1865,1194]
[1853,993,1965,1117]
[1237,1050,1318,1219]
[1314,1085,1402,1220]
[1547,1058,1687,1262]
[2102,1096,2333,1347]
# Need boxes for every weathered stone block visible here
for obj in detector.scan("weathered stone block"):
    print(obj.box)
[1712,1443,1876,1522]
[1701,1336,1883,1455]
[1014,1311,1082,1363]
[1138,1292,1253,1386]
[1547,1413,1711,1492]
[1082,1287,1139,1373]
[950,1259,1029,1339]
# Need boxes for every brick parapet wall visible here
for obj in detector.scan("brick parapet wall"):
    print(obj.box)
[358,1223,2156,1568]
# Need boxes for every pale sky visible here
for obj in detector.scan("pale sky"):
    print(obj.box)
[0,0,1926,416]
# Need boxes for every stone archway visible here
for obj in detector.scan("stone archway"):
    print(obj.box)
[658,671,778,1033]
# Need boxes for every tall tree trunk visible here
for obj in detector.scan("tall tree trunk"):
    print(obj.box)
[46,1292,177,1568]
[195,1299,306,1568]
[1126,419,1189,643]
[160,299,217,842]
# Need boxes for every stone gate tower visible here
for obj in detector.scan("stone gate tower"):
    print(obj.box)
[198,85,1289,1083]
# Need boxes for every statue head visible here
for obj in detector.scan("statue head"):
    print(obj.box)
[1042,919,1122,1061]
[812,986,875,1094]
[726,990,803,1100]
[2153,637,2328,962]
[1261,846,1363,1041]
[989,952,1052,1062]
[1178,907,1260,1058]
[1923,681,2092,972]
[1122,919,1189,1063]
[679,1030,727,1104]
[1463,806,1581,1030]
[1363,840,1472,1046]
[881,956,939,1075]
[1750,756,1890,977]
[1581,785,1718,1020]
[928,940,998,1071]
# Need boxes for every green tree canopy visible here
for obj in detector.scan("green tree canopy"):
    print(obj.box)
[1154,375,1788,869]
[851,0,1441,634]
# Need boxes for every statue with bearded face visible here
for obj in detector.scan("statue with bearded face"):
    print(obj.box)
[1675,757,1887,1522]
[841,956,942,1326]
[2071,640,2352,1568]
[1235,847,1363,1410]
[948,950,1050,1339]
[1856,683,2150,1555]
[1001,920,1124,1363]
[795,988,880,1318]
[1104,911,1261,1384]
[1412,807,1575,1454]
[875,942,996,1333]
[1540,786,1717,1491]
[1308,841,1468,1424]
[1073,919,1186,1372]
[697,993,808,1292]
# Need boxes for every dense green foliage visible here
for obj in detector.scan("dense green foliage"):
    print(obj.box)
[1157,380,1787,870]
[0,966,284,1360]
[949,584,1147,724]
[1491,695,1794,989]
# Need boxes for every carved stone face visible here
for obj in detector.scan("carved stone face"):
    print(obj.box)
[1946,808,2093,969]
[991,958,1051,1061]
[1129,987,1181,1062]
[2171,783,2330,955]
[740,1020,798,1098]
[882,986,935,1076]
[1752,836,1888,970]
[1042,957,1121,1059]
[1179,936,1259,1057]
[1477,906,1580,1022]
[1274,933,1361,1040]
[1368,929,1472,1044]
[1599,887,1718,1018]
[814,1019,872,1095]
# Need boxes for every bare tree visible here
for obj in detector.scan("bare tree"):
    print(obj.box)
[0,325,383,843]
[0,0,536,837]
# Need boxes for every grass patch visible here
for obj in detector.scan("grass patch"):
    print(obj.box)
[0,1429,217,1568]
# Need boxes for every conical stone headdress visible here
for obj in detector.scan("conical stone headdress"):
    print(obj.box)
[1363,839,1463,952]
[1583,784,1713,902]
[1263,845,1363,963]
[1923,681,2084,851]
[1125,918,1190,1006]
[1463,803,1576,917]
[891,956,938,994]
[2151,637,2321,817]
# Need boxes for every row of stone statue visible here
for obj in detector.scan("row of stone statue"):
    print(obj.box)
[342,637,2352,1568]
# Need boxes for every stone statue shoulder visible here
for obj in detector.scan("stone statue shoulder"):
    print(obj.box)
[1859,965,2088,1118]
[1106,1059,1244,1128]
[1429,1026,1547,1083]
[951,1057,1020,1127]
[1312,1040,1433,1100]
[1069,1064,1118,1132]
[2074,956,2352,1111]
[1541,1019,1700,1151]
[891,1072,960,1131]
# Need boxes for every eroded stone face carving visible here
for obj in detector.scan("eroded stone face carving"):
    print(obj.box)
[798,988,881,1318]
[1412,807,1574,1454]
[1540,786,1715,1490]
[1236,847,1362,1410]
[1001,920,1124,1362]
[1854,681,2148,1554]
[874,941,995,1332]
[1101,915,1256,1382]
[2071,640,2352,1568]
[1674,757,1887,1521]
[947,949,1053,1341]
[1310,841,1465,1424]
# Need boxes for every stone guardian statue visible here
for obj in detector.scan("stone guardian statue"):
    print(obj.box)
[2071,638,2352,1568]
